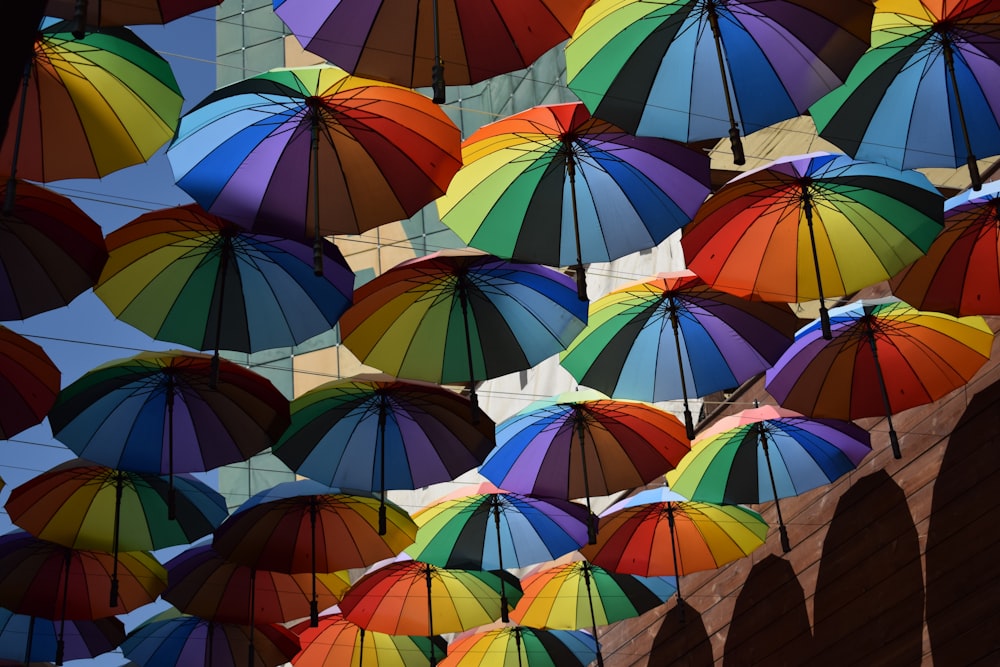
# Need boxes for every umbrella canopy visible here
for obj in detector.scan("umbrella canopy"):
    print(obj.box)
[764,297,994,458]
[565,0,874,163]
[668,404,872,551]
[167,64,462,269]
[436,102,711,298]
[440,626,598,667]
[0,608,124,665]
[478,389,691,542]
[0,325,60,440]
[559,270,802,438]
[890,180,1000,316]
[272,0,591,102]
[44,0,223,34]
[810,0,1000,189]
[339,249,589,409]
[94,203,354,363]
[681,152,944,338]
[0,179,108,320]
[290,613,445,667]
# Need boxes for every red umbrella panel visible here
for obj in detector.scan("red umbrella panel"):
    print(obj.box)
[0,325,60,440]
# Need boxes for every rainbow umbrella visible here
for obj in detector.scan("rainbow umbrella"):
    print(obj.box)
[339,249,589,410]
[0,325,60,440]
[765,297,994,459]
[668,404,872,552]
[559,270,802,438]
[681,152,944,338]
[440,626,598,667]
[43,0,223,36]
[436,101,711,298]
[0,608,124,665]
[289,613,444,667]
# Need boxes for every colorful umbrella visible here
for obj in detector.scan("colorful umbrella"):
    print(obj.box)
[565,0,874,163]
[271,373,495,534]
[0,326,60,440]
[94,203,354,368]
[478,389,691,542]
[1,19,182,206]
[440,626,598,667]
[681,152,944,338]
[338,249,589,409]
[580,487,769,609]
[559,270,802,438]
[272,0,590,102]
[810,0,1000,189]
[0,609,124,665]
[290,613,445,667]
[667,404,872,552]
[0,179,108,320]
[43,0,223,36]
[167,63,462,270]
[510,560,677,667]
[436,101,711,298]
[212,480,417,625]
[890,180,1000,316]
[764,297,994,459]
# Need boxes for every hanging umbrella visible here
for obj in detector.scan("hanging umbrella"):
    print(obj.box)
[405,482,590,622]
[559,270,802,438]
[565,0,874,164]
[289,612,445,667]
[0,608,124,665]
[478,389,691,543]
[212,479,416,626]
[764,297,993,459]
[43,0,223,37]
[271,372,495,535]
[681,152,944,338]
[46,350,290,515]
[338,249,589,410]
[580,487,769,610]
[166,63,462,271]
[121,610,301,667]
[667,404,872,552]
[272,0,591,103]
[810,0,1000,190]
[440,626,598,667]
[6,458,228,605]
[339,559,523,666]
[94,203,354,371]
[0,179,108,321]
[0,326,60,439]
[1,19,182,210]
[436,101,711,298]
[510,560,677,667]
[890,180,1000,316]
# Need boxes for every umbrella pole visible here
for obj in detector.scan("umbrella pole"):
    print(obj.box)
[582,563,605,667]
[359,627,365,666]
[166,373,177,520]
[491,495,510,622]
[575,409,598,544]
[515,627,524,667]
[457,276,480,419]
[865,324,902,459]
[310,498,319,626]
[425,565,437,666]
[666,503,685,621]
[942,38,982,190]
[57,549,71,666]
[110,471,124,606]
[566,149,588,301]
[209,235,233,389]
[431,0,445,103]
[310,112,324,276]
[378,396,388,535]
[248,568,257,667]
[803,189,832,340]
[758,425,791,552]
[207,622,214,666]
[23,614,34,666]
[668,298,696,440]
[3,60,31,217]
[707,5,745,165]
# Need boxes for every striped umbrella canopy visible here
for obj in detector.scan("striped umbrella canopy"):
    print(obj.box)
[0,325,60,440]
[289,613,444,667]
[440,626,598,667]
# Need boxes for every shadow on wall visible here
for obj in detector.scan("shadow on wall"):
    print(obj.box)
[648,603,713,667]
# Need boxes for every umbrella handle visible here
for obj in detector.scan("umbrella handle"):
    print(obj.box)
[707,7,744,165]
[759,428,791,553]
[943,40,982,190]
[431,0,445,103]
[72,0,90,39]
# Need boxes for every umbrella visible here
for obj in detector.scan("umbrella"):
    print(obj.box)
[46,350,290,515]
[440,626,598,667]
[121,610,301,667]
[435,101,711,299]
[339,559,523,666]
[0,179,108,321]
[558,270,802,438]
[166,63,462,271]
[579,487,769,609]
[764,297,994,459]
[1,19,182,210]
[810,0,1000,189]
[271,373,495,534]
[667,404,872,552]
[681,152,944,338]
[338,249,589,410]
[0,608,124,665]
[212,480,417,625]
[890,180,1000,316]
[6,458,228,605]
[510,560,677,667]
[0,326,60,440]
[272,0,591,103]
[94,203,354,371]
[565,0,874,164]
[478,389,691,542]
[405,482,591,621]
[43,0,223,37]
[289,613,445,667]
